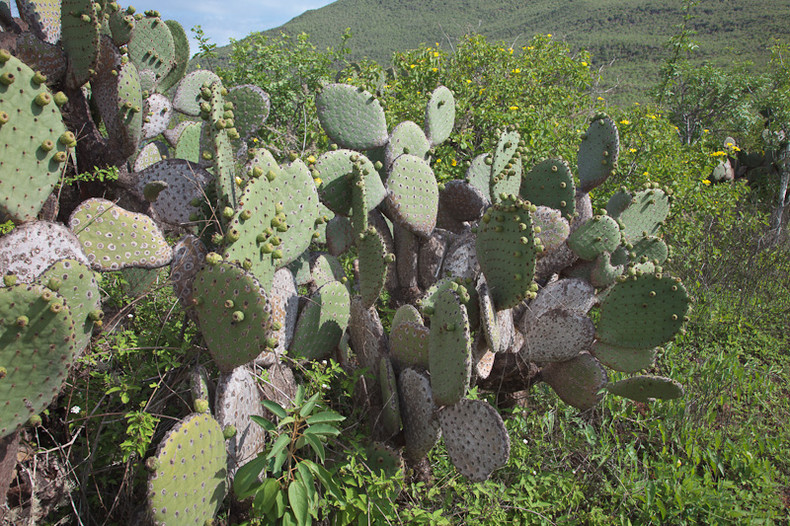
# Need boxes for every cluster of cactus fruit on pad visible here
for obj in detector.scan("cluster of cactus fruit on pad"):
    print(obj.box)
[0,1,690,521]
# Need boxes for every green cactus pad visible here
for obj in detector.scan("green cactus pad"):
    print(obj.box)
[465,153,492,204]
[136,159,211,226]
[147,412,227,525]
[128,15,175,84]
[172,70,220,116]
[424,85,455,146]
[607,375,683,403]
[438,398,509,482]
[630,235,669,265]
[541,352,608,410]
[225,84,269,141]
[108,6,135,46]
[61,0,101,88]
[166,121,202,163]
[357,226,389,309]
[390,321,430,372]
[309,253,346,291]
[429,289,471,407]
[170,235,207,313]
[157,20,189,93]
[398,368,440,463]
[315,83,388,150]
[385,120,431,168]
[577,115,619,193]
[590,341,656,373]
[382,154,438,237]
[269,159,321,266]
[0,221,88,283]
[93,60,143,157]
[364,442,402,477]
[192,260,277,372]
[532,206,570,253]
[0,283,77,437]
[617,188,670,243]
[326,216,354,257]
[520,159,576,219]
[392,304,423,329]
[16,0,62,43]
[521,308,594,362]
[606,188,632,218]
[475,195,538,310]
[596,273,689,350]
[132,141,166,172]
[590,251,624,288]
[437,180,488,228]
[379,357,402,438]
[0,53,70,222]
[289,280,350,361]
[215,366,266,477]
[567,215,621,261]
[314,149,386,217]
[141,93,173,139]
[189,364,214,408]
[490,131,521,202]
[35,258,100,354]
[477,279,501,354]
[69,198,172,270]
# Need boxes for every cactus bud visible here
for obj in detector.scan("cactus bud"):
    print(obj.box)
[194,399,210,413]
[3,274,16,287]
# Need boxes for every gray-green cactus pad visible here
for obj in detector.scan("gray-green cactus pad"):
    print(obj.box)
[390,321,430,372]
[314,149,386,217]
[288,280,350,361]
[379,357,402,438]
[567,215,621,261]
[260,267,299,361]
[424,85,455,146]
[391,304,423,330]
[170,235,207,313]
[69,199,172,270]
[147,412,227,525]
[541,352,608,411]
[520,159,576,219]
[192,260,276,372]
[617,188,671,243]
[521,308,594,363]
[0,283,77,437]
[532,206,570,253]
[0,221,88,283]
[215,366,266,478]
[438,398,509,482]
[382,154,439,237]
[385,120,431,167]
[465,154,492,204]
[596,273,689,349]
[315,83,388,150]
[607,375,683,403]
[398,368,440,464]
[357,226,389,309]
[429,289,471,407]
[173,70,220,116]
[590,341,657,373]
[477,279,501,354]
[577,115,619,193]
[135,159,212,226]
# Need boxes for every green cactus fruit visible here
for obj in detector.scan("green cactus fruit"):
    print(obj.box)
[379,357,402,438]
[127,15,175,84]
[215,366,267,477]
[132,140,167,172]
[567,214,621,261]
[490,130,522,203]
[69,198,172,270]
[541,352,608,410]
[381,154,439,237]
[520,159,576,219]
[590,340,657,373]
[391,304,423,330]
[0,53,70,222]
[315,83,388,150]
[384,120,431,168]
[147,412,227,525]
[135,159,212,227]
[475,195,538,310]
[192,261,277,372]
[0,221,88,283]
[390,321,430,372]
[193,398,210,413]
[429,289,471,407]
[35,258,101,355]
[13,33,67,85]
[521,308,594,362]
[16,0,62,43]
[313,149,386,217]
[357,227,388,309]
[157,20,189,93]
[141,93,173,139]
[398,368,441,464]
[0,283,78,437]
[173,70,221,116]
[60,0,101,88]
[437,398,509,482]
[577,114,619,193]
[617,188,670,243]
[596,273,689,350]
[532,206,570,253]
[465,153,492,204]
[477,279,502,354]
[225,85,269,141]
[607,375,684,403]
[364,442,402,477]
[289,280,350,361]
[424,85,455,147]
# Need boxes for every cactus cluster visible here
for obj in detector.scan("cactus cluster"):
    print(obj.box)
[0,2,691,520]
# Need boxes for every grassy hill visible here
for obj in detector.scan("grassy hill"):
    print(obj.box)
[215,0,789,103]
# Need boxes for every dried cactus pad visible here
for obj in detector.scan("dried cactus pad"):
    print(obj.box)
[315,83,388,150]
[607,375,683,403]
[438,398,510,482]
[147,412,227,526]
[215,366,266,477]
[135,159,212,226]
[192,260,276,372]
[69,198,172,270]
[541,352,608,410]
[429,289,471,407]
[0,283,77,438]
[424,85,455,146]
[0,52,70,222]
[398,368,440,463]
[0,221,88,283]
[521,308,595,363]
[170,235,207,312]
[597,274,689,350]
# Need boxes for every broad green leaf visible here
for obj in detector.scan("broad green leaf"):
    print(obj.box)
[304,461,345,504]
[278,416,296,428]
[294,385,306,407]
[303,433,326,462]
[267,434,291,461]
[253,478,281,516]
[304,423,341,437]
[234,454,269,498]
[299,392,321,417]
[251,414,276,432]
[273,448,289,475]
[306,411,346,425]
[288,479,309,525]
[262,399,287,419]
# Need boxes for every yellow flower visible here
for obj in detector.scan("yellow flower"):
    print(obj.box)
[410,64,416,69]
[479,88,485,95]
[619,119,630,125]
[634,102,640,106]
[647,113,657,119]
[710,151,727,157]
[581,61,588,66]
[466,79,472,84]
[451,159,457,167]
[435,42,440,47]
[527,46,534,50]
[512,68,521,74]
[313,177,322,185]
[508,48,514,54]
[702,179,711,185]
[433,52,439,57]
[435,158,442,163]
[251,137,259,143]
[629,148,637,153]
[509,105,519,111]
[306,155,316,164]
[431,67,438,72]
[597,96,605,101]
[547,33,552,37]
[643,171,649,176]
[703,128,710,133]
[346,77,353,82]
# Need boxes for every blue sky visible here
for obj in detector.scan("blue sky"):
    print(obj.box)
[9,1,336,55]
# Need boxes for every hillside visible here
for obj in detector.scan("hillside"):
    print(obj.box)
[216,0,789,102]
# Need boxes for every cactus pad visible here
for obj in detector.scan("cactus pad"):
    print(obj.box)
[429,289,471,407]
[135,159,211,226]
[127,15,175,84]
[172,70,220,116]
[142,93,173,139]
[465,153,492,204]
[567,215,621,261]
[541,352,608,410]
[398,368,440,463]
[314,149,386,216]
[379,357,402,438]
[16,0,62,43]
[577,115,619,193]
[520,159,576,219]
[521,308,594,363]
[424,85,455,146]
[170,235,207,313]
[315,83,388,150]
[382,154,439,237]
[617,188,670,243]
[226,84,270,141]
[0,221,88,283]
[158,20,189,93]
[215,366,266,477]
[61,0,101,88]
[590,341,656,373]
[607,375,683,403]
[357,226,389,309]
[385,120,430,168]
[532,206,570,253]
[390,321,430,372]
[289,280,350,361]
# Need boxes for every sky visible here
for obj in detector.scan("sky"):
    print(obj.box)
[9,1,336,55]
